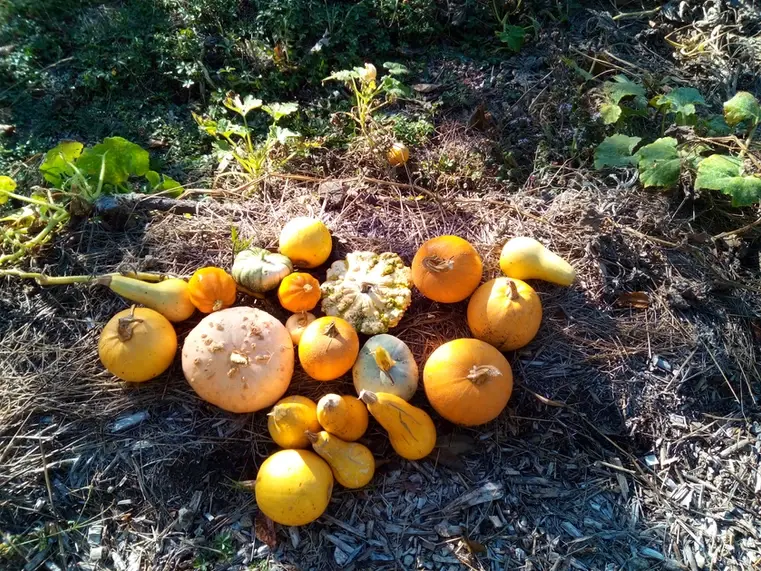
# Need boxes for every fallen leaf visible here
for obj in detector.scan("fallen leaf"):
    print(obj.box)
[462,536,487,554]
[255,511,278,549]
[615,291,650,308]
[412,83,442,93]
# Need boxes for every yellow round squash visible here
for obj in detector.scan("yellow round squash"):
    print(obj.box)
[267,396,321,449]
[278,217,333,269]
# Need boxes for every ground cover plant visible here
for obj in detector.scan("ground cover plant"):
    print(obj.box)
[1,1,761,570]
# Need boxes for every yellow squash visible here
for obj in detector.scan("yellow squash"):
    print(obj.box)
[358,390,436,460]
[267,396,321,449]
[315,393,369,442]
[96,275,196,322]
[499,236,575,286]
[307,430,375,489]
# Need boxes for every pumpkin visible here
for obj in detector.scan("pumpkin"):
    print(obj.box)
[387,142,409,166]
[98,306,178,382]
[411,235,483,303]
[278,217,332,269]
[286,312,316,345]
[267,395,321,449]
[358,390,436,460]
[181,307,294,413]
[306,431,375,489]
[499,236,575,286]
[315,393,369,442]
[187,266,238,313]
[278,272,321,313]
[298,316,359,381]
[231,247,293,293]
[95,275,196,322]
[422,338,514,426]
[254,449,333,526]
[466,277,542,351]
[352,334,418,401]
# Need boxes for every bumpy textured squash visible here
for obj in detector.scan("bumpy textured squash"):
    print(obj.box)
[352,334,418,401]
[188,267,237,313]
[278,272,321,313]
[286,312,316,345]
[423,338,513,426]
[467,277,542,351]
[96,275,196,322]
[267,395,321,449]
[278,217,332,269]
[499,237,575,286]
[231,247,293,293]
[255,449,334,526]
[315,394,369,442]
[307,431,375,489]
[358,390,436,460]
[298,316,359,381]
[98,306,177,382]
[181,307,294,413]
[411,235,483,303]
[387,142,409,166]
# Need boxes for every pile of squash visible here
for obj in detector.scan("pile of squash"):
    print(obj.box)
[95,215,576,527]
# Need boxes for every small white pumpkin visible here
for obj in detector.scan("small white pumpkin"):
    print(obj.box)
[352,334,419,401]
[231,247,293,293]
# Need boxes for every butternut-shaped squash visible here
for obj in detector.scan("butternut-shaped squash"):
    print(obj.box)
[315,393,369,442]
[499,237,575,286]
[267,395,321,449]
[306,430,375,489]
[96,275,196,322]
[358,390,436,460]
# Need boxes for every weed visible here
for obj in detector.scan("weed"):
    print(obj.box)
[193,531,235,570]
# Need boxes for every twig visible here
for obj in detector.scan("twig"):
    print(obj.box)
[713,215,761,239]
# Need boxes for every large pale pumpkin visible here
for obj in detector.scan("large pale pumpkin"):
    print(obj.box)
[411,235,483,303]
[352,334,418,401]
[466,277,542,351]
[181,307,294,413]
[298,316,359,381]
[423,338,513,426]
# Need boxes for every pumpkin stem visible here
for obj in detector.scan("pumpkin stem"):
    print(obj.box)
[422,255,454,273]
[506,279,519,301]
[374,346,396,385]
[323,320,339,338]
[116,305,143,342]
[302,283,313,293]
[229,351,249,366]
[305,430,318,444]
[212,299,224,312]
[321,394,341,410]
[466,365,502,386]
[358,390,378,405]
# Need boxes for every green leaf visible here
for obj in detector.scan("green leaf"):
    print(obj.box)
[145,170,182,197]
[604,75,647,105]
[382,62,409,76]
[702,114,733,136]
[39,141,84,186]
[261,102,298,122]
[223,93,262,117]
[0,175,16,205]
[594,134,642,169]
[650,87,705,118]
[77,136,150,186]
[634,137,681,188]
[695,154,761,206]
[600,103,622,125]
[144,170,160,188]
[723,91,761,127]
[497,25,525,52]
[323,69,363,83]
[273,126,299,145]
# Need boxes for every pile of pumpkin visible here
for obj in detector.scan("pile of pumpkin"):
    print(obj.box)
[95,216,576,527]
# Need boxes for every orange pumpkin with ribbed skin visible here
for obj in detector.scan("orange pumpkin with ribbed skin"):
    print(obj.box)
[298,316,359,381]
[423,338,513,426]
[466,277,542,351]
[411,235,483,303]
[278,272,321,313]
[187,267,238,313]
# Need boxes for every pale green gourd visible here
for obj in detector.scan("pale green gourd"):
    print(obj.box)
[352,334,418,401]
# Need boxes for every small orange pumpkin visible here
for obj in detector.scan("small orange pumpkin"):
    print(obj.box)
[278,272,321,313]
[298,316,360,381]
[187,267,238,313]
[387,142,409,166]
[411,235,483,303]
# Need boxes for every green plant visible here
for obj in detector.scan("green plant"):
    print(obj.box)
[193,532,235,570]
[593,82,761,207]
[492,0,536,52]
[193,93,306,177]
[323,62,410,143]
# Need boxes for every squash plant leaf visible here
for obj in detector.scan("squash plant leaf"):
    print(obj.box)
[695,154,761,206]
[702,114,733,136]
[723,91,761,127]
[145,170,183,197]
[651,87,705,124]
[0,175,16,205]
[496,25,526,52]
[77,136,150,187]
[634,137,681,188]
[594,134,641,169]
[600,75,647,124]
[261,102,298,123]
[382,61,409,76]
[39,140,84,186]
[223,93,263,117]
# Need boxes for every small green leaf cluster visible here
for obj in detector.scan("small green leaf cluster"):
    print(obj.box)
[593,76,761,207]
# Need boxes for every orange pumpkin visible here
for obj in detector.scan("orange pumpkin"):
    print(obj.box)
[423,338,513,426]
[278,272,321,313]
[187,267,237,313]
[298,316,359,381]
[411,235,483,303]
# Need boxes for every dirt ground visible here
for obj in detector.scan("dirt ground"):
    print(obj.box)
[1,2,761,571]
